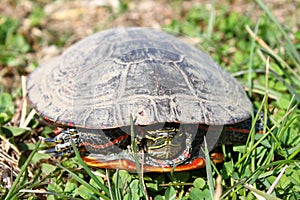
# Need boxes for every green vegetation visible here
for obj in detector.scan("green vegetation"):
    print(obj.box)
[0,0,299,199]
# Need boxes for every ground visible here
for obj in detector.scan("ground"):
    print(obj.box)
[0,0,299,199]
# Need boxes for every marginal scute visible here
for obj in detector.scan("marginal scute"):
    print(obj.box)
[27,27,252,129]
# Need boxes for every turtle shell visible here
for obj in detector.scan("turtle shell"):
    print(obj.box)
[27,27,252,129]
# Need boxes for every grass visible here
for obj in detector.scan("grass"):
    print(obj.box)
[0,0,299,199]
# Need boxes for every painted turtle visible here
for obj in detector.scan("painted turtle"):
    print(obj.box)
[27,27,263,172]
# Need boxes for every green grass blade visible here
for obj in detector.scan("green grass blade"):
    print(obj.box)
[58,163,108,200]
[206,0,215,40]
[4,140,41,200]
[261,50,300,102]
[246,18,260,97]
[203,136,214,199]
[130,115,149,199]
[249,160,298,184]
[244,184,282,200]
[114,170,122,200]
[130,115,141,174]
[70,140,111,198]
[255,0,300,67]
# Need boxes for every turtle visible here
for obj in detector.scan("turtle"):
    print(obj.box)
[27,27,263,172]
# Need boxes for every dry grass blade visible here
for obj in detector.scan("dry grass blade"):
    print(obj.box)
[19,76,27,128]
[0,133,21,155]
[255,0,300,66]
[245,25,276,60]
[22,109,37,129]
[213,175,222,200]
[4,141,41,200]
[106,169,114,200]
[18,189,56,195]
[245,25,300,81]
[267,165,288,194]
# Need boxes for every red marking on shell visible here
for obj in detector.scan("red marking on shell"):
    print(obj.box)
[226,127,251,134]
[67,122,74,127]
[44,116,53,124]
[81,134,130,149]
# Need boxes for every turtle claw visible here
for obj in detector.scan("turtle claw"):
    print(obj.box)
[40,142,77,156]
[39,128,82,156]
[39,136,56,143]
[39,148,57,154]
[39,148,74,157]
